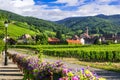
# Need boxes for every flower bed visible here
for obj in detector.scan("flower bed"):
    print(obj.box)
[8,52,106,80]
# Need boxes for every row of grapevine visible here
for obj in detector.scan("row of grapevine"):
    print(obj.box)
[11,44,120,62]
[11,44,120,51]
[43,49,120,62]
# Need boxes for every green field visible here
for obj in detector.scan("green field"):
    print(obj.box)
[0,21,36,39]
[7,23,36,38]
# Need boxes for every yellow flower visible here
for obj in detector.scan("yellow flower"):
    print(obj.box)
[67,72,74,77]
[85,69,93,76]
[98,77,106,80]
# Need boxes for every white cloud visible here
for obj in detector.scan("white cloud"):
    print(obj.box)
[0,0,120,21]
[11,0,34,7]
[0,0,35,14]
[77,3,120,16]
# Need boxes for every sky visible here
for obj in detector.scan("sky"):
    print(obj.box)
[0,0,120,21]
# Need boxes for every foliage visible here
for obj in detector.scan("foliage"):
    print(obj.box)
[0,21,36,41]
[0,9,71,34]
[12,44,120,62]
[94,38,101,45]
[56,14,120,34]
[8,24,35,38]
[14,21,37,32]
[0,22,4,39]
[36,33,48,45]
[56,30,62,40]
[1,9,120,36]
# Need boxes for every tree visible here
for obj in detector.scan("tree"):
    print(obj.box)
[56,30,62,40]
[94,38,101,45]
[36,33,48,44]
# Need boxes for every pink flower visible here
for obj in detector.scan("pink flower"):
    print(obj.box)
[62,68,68,74]
[59,78,63,80]
[59,77,68,80]
[72,76,79,80]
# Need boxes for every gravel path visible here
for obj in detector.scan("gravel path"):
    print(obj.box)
[8,49,120,80]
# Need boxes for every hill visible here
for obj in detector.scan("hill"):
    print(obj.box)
[56,14,120,34]
[0,9,70,34]
[0,21,36,39]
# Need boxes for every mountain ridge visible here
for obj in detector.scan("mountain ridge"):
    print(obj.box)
[56,14,120,34]
[0,9,69,34]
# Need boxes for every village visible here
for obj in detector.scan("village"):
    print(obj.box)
[5,27,120,45]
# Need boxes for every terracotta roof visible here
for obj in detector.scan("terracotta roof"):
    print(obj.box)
[48,37,60,42]
[66,39,81,44]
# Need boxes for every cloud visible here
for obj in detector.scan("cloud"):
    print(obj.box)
[0,0,35,14]
[0,0,120,21]
[11,0,34,7]
[77,2,120,16]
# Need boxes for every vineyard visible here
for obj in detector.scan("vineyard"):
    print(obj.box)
[12,44,120,62]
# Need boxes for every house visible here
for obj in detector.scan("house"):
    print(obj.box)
[66,39,81,44]
[72,35,80,40]
[116,33,120,43]
[80,38,85,45]
[19,34,32,39]
[80,27,93,44]
[102,34,117,43]
[17,34,32,44]
[103,34,115,40]
[48,37,60,44]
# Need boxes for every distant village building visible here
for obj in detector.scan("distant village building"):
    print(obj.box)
[66,39,81,44]
[48,37,60,44]
[80,38,85,45]
[17,34,32,44]
[66,27,120,45]
[116,33,120,43]
[114,39,117,43]
[102,34,118,43]
[20,34,32,39]
[80,27,93,44]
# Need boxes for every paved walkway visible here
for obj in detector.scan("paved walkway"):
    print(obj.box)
[0,57,23,80]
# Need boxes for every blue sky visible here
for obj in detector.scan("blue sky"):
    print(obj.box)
[0,0,120,21]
